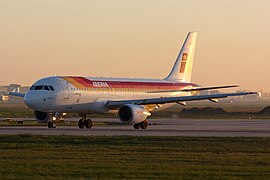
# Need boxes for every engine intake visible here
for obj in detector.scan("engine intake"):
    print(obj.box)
[118,104,151,124]
[34,111,49,122]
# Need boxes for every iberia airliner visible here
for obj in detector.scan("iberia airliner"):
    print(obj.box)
[9,32,259,129]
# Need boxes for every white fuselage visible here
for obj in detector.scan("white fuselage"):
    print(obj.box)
[24,76,198,114]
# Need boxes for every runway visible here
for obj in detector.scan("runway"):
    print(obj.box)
[1,118,270,136]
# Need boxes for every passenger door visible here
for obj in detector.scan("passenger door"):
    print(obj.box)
[60,80,69,99]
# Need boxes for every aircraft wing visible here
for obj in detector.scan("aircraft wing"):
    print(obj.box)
[147,85,238,93]
[106,92,259,109]
[8,92,26,98]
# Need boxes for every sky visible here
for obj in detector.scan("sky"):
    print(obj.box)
[0,0,269,91]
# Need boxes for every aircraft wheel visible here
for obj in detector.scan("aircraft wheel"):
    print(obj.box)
[78,119,85,129]
[85,119,93,129]
[48,122,54,128]
[133,123,140,129]
[140,120,148,129]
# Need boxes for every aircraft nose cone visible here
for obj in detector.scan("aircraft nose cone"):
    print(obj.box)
[24,92,37,109]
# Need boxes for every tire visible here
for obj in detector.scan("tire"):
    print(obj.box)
[133,123,140,129]
[48,122,53,128]
[78,119,85,129]
[52,123,56,128]
[140,121,148,129]
[85,119,93,129]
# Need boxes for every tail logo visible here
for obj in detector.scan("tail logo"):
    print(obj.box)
[180,53,189,73]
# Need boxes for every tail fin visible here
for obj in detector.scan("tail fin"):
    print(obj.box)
[165,32,197,82]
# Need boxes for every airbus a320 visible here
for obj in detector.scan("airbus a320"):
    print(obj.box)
[9,32,259,129]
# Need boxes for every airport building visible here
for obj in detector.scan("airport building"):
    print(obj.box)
[0,84,30,103]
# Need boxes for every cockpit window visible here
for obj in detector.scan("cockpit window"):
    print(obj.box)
[35,86,44,90]
[49,86,55,91]
[44,86,50,91]
[32,85,54,91]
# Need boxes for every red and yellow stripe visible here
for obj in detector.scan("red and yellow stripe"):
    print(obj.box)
[60,76,198,90]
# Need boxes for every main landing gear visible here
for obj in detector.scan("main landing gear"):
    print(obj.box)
[78,114,93,129]
[133,120,148,129]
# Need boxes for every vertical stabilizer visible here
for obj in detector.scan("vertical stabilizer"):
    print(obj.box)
[165,32,197,82]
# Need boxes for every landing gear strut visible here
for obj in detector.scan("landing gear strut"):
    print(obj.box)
[133,120,148,129]
[47,113,57,128]
[78,114,93,129]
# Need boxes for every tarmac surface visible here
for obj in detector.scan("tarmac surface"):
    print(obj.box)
[1,118,270,136]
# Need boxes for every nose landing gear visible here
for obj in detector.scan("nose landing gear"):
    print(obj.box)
[47,121,56,128]
[47,113,57,128]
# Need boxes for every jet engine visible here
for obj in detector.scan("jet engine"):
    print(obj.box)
[34,111,67,122]
[34,110,49,122]
[118,104,151,124]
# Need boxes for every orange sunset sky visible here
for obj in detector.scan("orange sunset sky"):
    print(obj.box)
[0,0,269,91]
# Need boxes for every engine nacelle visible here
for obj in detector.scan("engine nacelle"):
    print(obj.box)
[34,110,49,122]
[34,111,66,122]
[118,104,151,124]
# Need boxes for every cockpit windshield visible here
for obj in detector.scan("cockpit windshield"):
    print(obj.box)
[35,86,43,90]
[49,86,54,91]
[44,86,50,90]
[30,85,55,91]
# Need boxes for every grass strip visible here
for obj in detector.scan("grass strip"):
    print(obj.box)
[0,135,269,179]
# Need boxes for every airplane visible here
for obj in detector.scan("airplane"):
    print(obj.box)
[9,32,259,129]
